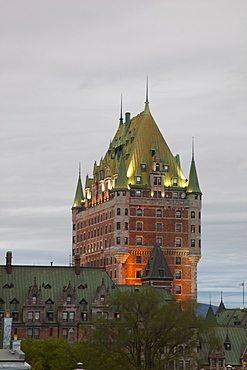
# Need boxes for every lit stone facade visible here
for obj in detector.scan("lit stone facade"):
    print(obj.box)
[72,96,202,301]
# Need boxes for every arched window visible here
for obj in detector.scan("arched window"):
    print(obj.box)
[67,295,72,304]
[155,163,160,171]
[191,211,195,218]
[117,208,121,215]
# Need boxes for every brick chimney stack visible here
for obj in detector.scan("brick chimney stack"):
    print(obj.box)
[74,254,81,275]
[6,251,12,274]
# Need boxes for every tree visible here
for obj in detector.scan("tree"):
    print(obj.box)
[86,288,205,370]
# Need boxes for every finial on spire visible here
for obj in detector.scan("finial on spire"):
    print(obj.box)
[192,137,195,159]
[79,162,81,177]
[145,76,149,104]
[119,94,123,125]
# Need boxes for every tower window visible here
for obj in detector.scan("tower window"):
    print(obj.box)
[155,163,160,171]
[172,178,178,186]
[156,237,162,246]
[191,239,195,247]
[116,222,121,230]
[125,208,128,215]
[191,225,195,233]
[191,211,195,218]
[164,165,169,172]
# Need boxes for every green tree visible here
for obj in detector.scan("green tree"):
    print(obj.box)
[86,288,205,370]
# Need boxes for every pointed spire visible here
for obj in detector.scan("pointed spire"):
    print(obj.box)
[205,304,217,326]
[144,76,151,115]
[119,94,123,127]
[72,165,84,209]
[216,291,226,315]
[187,137,202,194]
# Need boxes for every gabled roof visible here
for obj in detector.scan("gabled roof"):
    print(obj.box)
[141,244,173,281]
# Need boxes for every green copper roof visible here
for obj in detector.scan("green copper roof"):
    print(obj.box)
[187,155,202,194]
[72,174,84,209]
[142,244,173,280]
[205,304,218,326]
[114,156,129,190]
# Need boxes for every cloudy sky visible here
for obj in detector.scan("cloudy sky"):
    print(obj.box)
[1,0,246,308]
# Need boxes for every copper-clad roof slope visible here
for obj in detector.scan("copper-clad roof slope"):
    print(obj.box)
[142,244,173,280]
[109,102,186,188]
[114,156,129,190]
[215,298,226,316]
[72,174,84,209]
[187,155,202,193]
[205,304,218,326]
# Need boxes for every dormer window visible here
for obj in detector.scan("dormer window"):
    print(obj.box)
[32,295,37,304]
[100,295,105,302]
[155,163,160,171]
[67,295,72,304]
[136,176,142,184]
[154,176,162,185]
[141,164,147,172]
[164,165,169,172]
[172,178,178,186]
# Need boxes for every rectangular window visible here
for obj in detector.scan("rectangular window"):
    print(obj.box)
[191,239,195,247]
[164,165,169,173]
[82,313,87,321]
[141,164,147,171]
[27,328,33,338]
[28,312,33,322]
[34,311,40,321]
[176,257,181,265]
[154,191,161,198]
[116,237,120,244]
[156,209,162,217]
[136,222,143,231]
[173,192,178,199]
[185,361,190,370]
[154,176,162,185]
[125,222,128,230]
[156,237,162,246]
[156,223,162,232]
[191,225,195,233]
[175,271,181,279]
[175,238,181,247]
[62,311,68,321]
[12,312,19,321]
[176,210,181,218]
[34,328,40,339]
[47,312,53,321]
[124,237,128,245]
[62,328,68,338]
[136,270,142,278]
[175,224,182,232]
[69,312,75,322]
[176,286,181,294]
[136,237,142,245]
[136,256,142,263]
[136,176,142,184]
[136,190,141,197]
[173,178,178,186]
[116,222,121,230]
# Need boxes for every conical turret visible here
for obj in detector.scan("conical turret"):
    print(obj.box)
[72,167,84,209]
[187,139,202,194]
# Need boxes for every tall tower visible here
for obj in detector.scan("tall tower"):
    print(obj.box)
[72,92,202,301]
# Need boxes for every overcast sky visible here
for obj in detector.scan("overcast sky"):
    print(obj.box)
[1,0,247,308]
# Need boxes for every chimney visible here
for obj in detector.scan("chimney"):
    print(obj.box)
[6,251,12,274]
[74,254,81,275]
[125,112,131,128]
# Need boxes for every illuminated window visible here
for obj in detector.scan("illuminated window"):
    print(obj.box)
[172,178,178,186]
[116,222,121,230]
[136,270,142,278]
[191,211,195,218]
[34,311,40,321]
[136,176,142,184]
[136,190,141,197]
[164,165,169,172]
[191,225,195,233]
